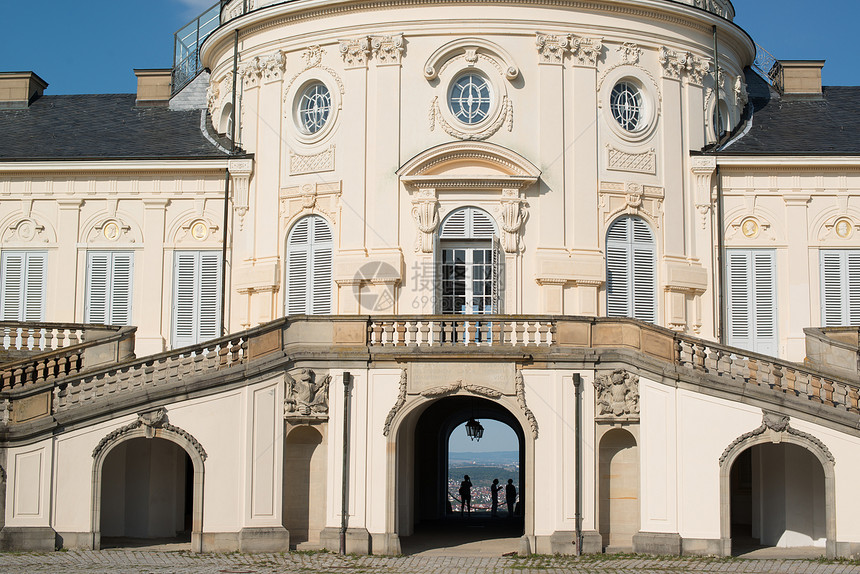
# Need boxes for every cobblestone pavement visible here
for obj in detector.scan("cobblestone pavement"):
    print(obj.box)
[1,551,860,574]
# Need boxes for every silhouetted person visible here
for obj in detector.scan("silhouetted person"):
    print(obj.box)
[490,478,500,517]
[459,475,472,515]
[506,479,516,518]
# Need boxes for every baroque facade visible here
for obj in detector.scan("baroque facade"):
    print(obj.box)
[0,0,859,558]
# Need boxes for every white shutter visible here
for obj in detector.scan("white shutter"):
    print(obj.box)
[173,252,198,348]
[752,251,777,356]
[198,252,221,341]
[1,253,25,321]
[109,253,134,326]
[470,209,496,239]
[440,207,497,240]
[441,209,468,239]
[606,217,656,323]
[22,253,46,322]
[85,252,110,324]
[728,250,777,355]
[287,216,333,315]
[820,250,860,326]
[727,251,752,351]
[172,251,222,348]
[310,217,332,314]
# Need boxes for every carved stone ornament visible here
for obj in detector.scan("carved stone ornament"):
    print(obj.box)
[658,46,709,85]
[229,158,254,229]
[91,407,208,461]
[283,45,345,108]
[607,145,656,175]
[691,156,717,230]
[571,35,604,66]
[412,188,440,253]
[5,217,46,243]
[371,34,405,65]
[339,37,370,68]
[500,188,528,253]
[599,181,663,228]
[285,368,330,419]
[734,75,749,107]
[429,94,513,141]
[719,411,836,466]
[536,33,570,65]
[594,369,640,418]
[419,380,503,399]
[289,145,335,175]
[239,51,288,87]
[383,369,408,436]
[515,370,539,439]
[617,43,642,65]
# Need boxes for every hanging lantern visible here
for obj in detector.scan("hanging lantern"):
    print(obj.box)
[465,418,484,441]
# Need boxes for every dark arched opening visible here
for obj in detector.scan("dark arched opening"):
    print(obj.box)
[397,395,526,554]
[99,437,193,548]
[284,425,327,548]
[729,442,826,556]
[598,428,639,552]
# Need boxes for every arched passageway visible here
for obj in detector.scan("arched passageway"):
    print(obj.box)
[729,443,826,556]
[99,438,193,548]
[395,396,527,555]
[598,428,639,552]
[283,425,327,547]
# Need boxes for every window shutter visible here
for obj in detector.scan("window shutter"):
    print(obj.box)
[728,250,777,354]
[173,252,198,348]
[109,253,134,326]
[198,252,221,341]
[1,253,25,321]
[22,253,46,322]
[471,209,496,239]
[820,250,860,326]
[727,251,752,351]
[441,209,467,239]
[606,216,656,323]
[85,252,111,324]
[752,251,777,356]
[310,217,332,314]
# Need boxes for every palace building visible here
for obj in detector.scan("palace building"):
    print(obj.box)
[0,0,859,558]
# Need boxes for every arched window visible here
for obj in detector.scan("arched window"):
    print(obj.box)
[606,215,657,323]
[286,215,333,315]
[438,207,501,315]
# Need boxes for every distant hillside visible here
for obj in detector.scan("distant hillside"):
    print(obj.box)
[448,450,519,466]
[449,465,518,487]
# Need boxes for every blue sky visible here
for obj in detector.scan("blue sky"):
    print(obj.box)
[449,419,519,453]
[0,0,856,95]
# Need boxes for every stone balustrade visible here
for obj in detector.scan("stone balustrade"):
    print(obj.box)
[218,0,734,23]
[0,322,90,354]
[53,333,247,413]
[367,316,555,347]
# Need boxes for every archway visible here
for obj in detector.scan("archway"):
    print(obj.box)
[719,416,836,558]
[729,443,826,556]
[283,425,327,548]
[598,428,639,552]
[98,438,193,548]
[394,395,528,555]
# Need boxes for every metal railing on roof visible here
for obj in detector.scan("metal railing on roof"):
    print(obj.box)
[753,42,781,87]
[172,2,222,95]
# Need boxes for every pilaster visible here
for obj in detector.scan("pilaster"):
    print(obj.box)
[140,199,170,354]
[55,199,82,323]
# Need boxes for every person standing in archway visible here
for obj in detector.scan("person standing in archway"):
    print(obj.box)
[490,478,500,517]
[459,475,472,516]
[506,479,517,518]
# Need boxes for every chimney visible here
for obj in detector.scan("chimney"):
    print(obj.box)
[773,60,825,97]
[134,69,172,106]
[0,72,48,109]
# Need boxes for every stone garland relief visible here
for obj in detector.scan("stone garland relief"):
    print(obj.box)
[594,369,640,418]
[598,181,663,228]
[499,189,527,253]
[411,188,440,253]
[429,94,513,141]
[289,145,336,175]
[596,43,662,109]
[383,370,409,437]
[284,368,330,420]
[91,407,208,461]
[719,411,835,466]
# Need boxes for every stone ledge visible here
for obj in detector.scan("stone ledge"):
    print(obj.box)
[320,527,371,554]
[681,537,721,556]
[238,526,290,553]
[633,531,681,556]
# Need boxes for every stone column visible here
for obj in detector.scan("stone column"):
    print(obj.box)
[55,199,82,322]
[783,194,812,358]
[140,199,169,354]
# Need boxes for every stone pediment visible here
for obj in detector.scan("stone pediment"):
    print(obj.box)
[397,141,540,190]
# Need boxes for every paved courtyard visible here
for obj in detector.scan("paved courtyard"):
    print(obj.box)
[1,551,860,574]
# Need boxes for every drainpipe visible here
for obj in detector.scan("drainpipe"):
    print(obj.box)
[712,25,727,344]
[230,30,239,151]
[221,169,230,335]
[340,371,352,555]
[573,373,583,555]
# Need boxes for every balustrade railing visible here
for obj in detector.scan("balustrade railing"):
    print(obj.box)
[0,322,94,353]
[367,316,555,347]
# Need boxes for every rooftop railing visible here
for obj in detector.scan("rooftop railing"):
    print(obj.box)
[172,2,221,94]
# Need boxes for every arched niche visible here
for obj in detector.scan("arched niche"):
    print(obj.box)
[283,425,327,546]
[91,410,206,552]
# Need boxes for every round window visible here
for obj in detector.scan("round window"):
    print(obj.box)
[449,73,492,125]
[610,81,644,132]
[298,82,331,134]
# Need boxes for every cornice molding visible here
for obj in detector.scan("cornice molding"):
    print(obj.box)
[0,159,231,175]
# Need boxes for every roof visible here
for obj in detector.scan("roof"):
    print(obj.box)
[721,69,860,155]
[0,94,232,161]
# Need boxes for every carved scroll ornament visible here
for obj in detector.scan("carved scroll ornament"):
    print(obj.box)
[594,369,640,417]
[285,368,330,419]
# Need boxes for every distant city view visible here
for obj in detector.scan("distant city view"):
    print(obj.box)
[448,450,519,514]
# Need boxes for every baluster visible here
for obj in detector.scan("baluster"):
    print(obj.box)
[516,322,528,346]
[703,345,718,373]
[716,349,732,376]
[694,343,706,371]
[502,321,513,345]
[395,321,406,346]
[466,321,477,346]
[35,359,45,385]
[548,322,557,346]
[771,364,783,392]
[24,364,35,387]
[783,368,796,396]
[747,358,758,386]
[809,375,822,403]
